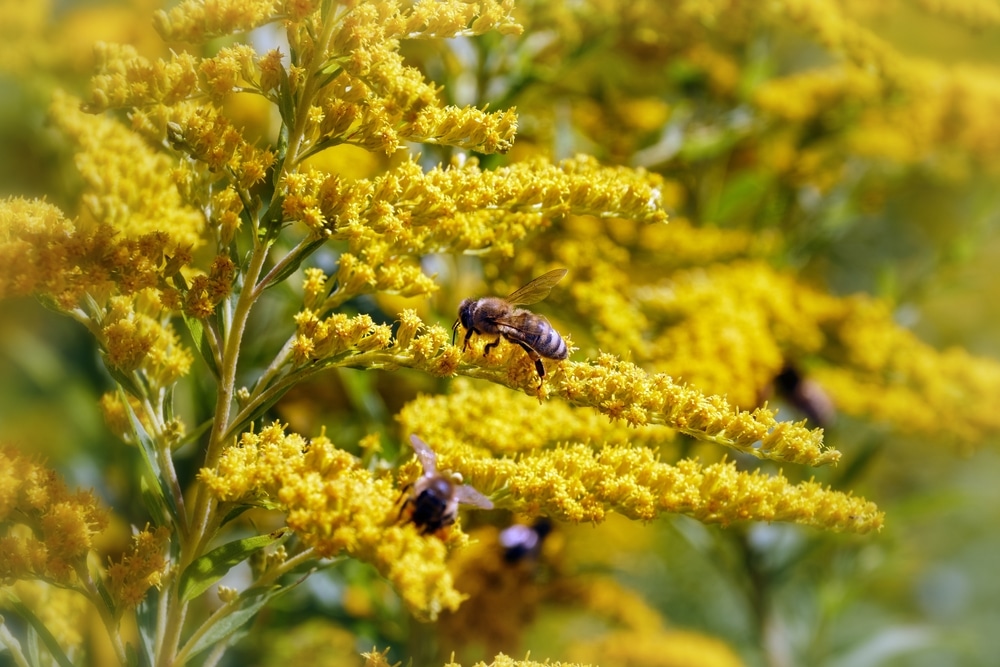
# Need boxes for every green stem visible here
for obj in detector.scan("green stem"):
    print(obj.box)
[252,234,323,300]
[282,7,343,170]
[159,10,345,665]
[171,547,319,666]
[158,235,271,667]
[74,566,128,666]
[139,393,190,541]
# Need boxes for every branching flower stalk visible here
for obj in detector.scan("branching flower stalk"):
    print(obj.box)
[7,0,1000,666]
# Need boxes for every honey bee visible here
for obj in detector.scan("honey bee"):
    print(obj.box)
[499,517,553,564]
[453,268,569,384]
[399,435,494,535]
[773,363,836,428]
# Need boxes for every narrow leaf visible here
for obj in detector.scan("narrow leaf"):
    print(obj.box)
[181,313,220,378]
[133,588,158,667]
[102,355,144,398]
[120,389,179,528]
[259,236,326,293]
[178,530,288,602]
[183,580,298,661]
[6,598,74,667]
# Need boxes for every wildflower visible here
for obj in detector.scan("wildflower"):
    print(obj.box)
[0,446,108,586]
[395,384,879,533]
[200,424,469,618]
[107,525,170,610]
[56,89,202,241]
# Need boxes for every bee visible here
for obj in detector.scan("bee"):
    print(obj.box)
[453,268,569,384]
[499,517,553,564]
[399,434,494,535]
[773,363,836,429]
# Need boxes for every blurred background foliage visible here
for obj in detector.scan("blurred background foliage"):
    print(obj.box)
[1,1,999,666]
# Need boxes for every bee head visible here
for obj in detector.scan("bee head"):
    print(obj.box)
[453,298,475,344]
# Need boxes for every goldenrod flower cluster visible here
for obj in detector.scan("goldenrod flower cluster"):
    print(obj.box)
[107,525,170,610]
[200,423,466,619]
[398,385,880,532]
[3,0,999,665]
[0,446,107,585]
[513,216,1000,448]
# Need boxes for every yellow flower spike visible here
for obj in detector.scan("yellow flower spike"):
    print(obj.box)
[107,525,170,610]
[552,356,838,467]
[153,0,279,43]
[394,308,423,351]
[50,91,205,249]
[184,255,237,318]
[89,43,201,110]
[811,298,1000,447]
[398,390,874,531]
[301,267,331,310]
[212,185,244,246]
[402,105,519,154]
[199,44,257,102]
[277,156,666,262]
[441,655,591,667]
[291,311,392,362]
[100,295,193,389]
[446,442,879,533]
[398,380,677,456]
[201,426,469,619]
[0,446,109,586]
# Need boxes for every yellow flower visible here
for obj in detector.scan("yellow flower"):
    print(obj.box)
[100,295,193,389]
[153,0,278,42]
[395,382,879,533]
[0,446,108,586]
[200,424,470,619]
[0,198,177,309]
[55,90,203,245]
[442,655,592,667]
[107,525,170,610]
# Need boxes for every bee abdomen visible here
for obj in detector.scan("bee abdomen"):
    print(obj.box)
[533,326,568,360]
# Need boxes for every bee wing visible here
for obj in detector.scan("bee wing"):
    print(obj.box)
[504,268,568,306]
[496,310,550,334]
[454,484,494,510]
[408,434,438,476]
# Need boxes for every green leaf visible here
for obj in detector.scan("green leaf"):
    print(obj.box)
[139,475,170,529]
[276,63,295,129]
[120,389,179,528]
[102,354,144,398]
[133,588,158,667]
[183,578,300,661]
[5,597,74,667]
[258,236,325,293]
[180,313,220,378]
[220,503,255,527]
[178,530,288,603]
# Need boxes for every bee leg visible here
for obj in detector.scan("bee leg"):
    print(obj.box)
[483,337,501,356]
[462,327,477,352]
[515,342,546,384]
[396,484,413,521]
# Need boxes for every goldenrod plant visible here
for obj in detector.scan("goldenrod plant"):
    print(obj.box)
[1,1,999,666]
